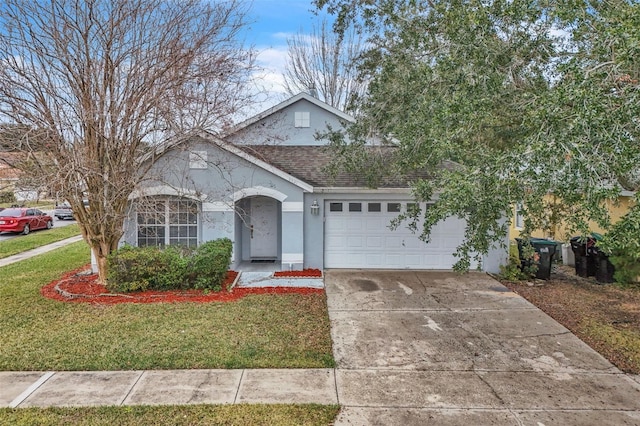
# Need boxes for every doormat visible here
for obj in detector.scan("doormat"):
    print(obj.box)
[251,259,276,263]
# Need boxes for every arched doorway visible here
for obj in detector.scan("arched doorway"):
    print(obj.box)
[235,195,282,264]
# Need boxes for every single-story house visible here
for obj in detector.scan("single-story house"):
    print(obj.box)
[122,93,507,273]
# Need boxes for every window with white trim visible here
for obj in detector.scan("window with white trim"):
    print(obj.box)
[368,202,381,212]
[137,198,198,248]
[515,203,524,229]
[329,202,343,212]
[387,202,401,212]
[294,111,310,128]
[348,202,362,212]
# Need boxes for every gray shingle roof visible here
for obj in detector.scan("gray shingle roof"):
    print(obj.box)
[236,144,434,188]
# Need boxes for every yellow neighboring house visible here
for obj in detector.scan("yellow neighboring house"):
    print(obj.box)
[510,191,636,242]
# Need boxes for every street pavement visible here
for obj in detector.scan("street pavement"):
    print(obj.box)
[1,243,640,425]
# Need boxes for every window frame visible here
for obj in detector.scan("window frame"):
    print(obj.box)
[515,203,524,229]
[329,202,343,212]
[387,202,401,213]
[294,111,310,128]
[367,202,381,212]
[137,197,199,248]
[348,202,362,212]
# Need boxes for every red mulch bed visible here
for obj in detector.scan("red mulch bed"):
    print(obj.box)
[41,265,323,305]
[273,268,322,278]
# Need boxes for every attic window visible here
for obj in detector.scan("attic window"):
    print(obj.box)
[189,151,207,169]
[294,111,310,128]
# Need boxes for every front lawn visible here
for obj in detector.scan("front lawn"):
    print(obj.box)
[0,242,334,371]
[0,404,340,425]
[0,224,81,259]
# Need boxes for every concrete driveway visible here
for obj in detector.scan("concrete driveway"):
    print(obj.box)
[326,270,640,425]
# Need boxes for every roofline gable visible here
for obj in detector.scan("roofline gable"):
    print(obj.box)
[137,130,314,192]
[223,92,355,137]
[197,131,314,193]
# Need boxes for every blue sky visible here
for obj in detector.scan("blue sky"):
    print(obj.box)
[246,0,321,43]
[242,1,330,108]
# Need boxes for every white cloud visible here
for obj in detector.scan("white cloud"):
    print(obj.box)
[271,31,294,40]
[255,46,289,92]
[257,46,288,72]
[240,45,290,117]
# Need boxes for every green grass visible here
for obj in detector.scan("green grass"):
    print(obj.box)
[32,202,55,210]
[0,201,55,210]
[0,242,335,371]
[582,319,640,373]
[0,224,81,259]
[0,404,341,425]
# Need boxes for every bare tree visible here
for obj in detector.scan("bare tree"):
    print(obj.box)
[283,19,367,112]
[0,0,256,283]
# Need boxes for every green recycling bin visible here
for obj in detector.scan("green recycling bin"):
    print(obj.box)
[516,238,558,280]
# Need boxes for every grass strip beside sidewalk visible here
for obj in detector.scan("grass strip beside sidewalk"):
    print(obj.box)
[0,224,81,259]
[0,404,341,425]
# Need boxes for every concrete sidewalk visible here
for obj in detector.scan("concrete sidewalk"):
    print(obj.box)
[0,369,337,408]
[0,235,83,267]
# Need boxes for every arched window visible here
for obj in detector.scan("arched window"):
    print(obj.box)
[137,197,198,248]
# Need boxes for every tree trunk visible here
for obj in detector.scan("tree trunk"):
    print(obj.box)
[83,227,121,285]
[92,245,110,285]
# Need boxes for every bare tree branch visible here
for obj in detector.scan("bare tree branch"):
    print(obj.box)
[0,0,256,282]
[283,18,368,113]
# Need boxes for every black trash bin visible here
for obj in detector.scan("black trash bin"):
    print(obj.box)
[530,238,558,280]
[593,247,615,283]
[516,238,558,280]
[570,236,598,278]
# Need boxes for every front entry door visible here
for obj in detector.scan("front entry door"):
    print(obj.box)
[250,197,278,258]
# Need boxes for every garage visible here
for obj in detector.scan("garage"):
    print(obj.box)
[324,200,473,269]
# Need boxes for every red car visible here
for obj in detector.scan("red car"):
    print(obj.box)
[0,208,53,235]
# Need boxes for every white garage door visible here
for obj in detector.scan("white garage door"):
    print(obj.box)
[324,200,474,269]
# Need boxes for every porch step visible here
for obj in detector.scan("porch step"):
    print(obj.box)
[237,272,324,289]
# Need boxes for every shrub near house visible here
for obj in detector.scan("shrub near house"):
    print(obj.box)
[600,206,640,285]
[107,238,232,292]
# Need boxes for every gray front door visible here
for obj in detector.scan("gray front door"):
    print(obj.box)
[250,197,278,258]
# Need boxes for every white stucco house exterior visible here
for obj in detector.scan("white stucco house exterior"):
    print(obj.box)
[121,93,507,273]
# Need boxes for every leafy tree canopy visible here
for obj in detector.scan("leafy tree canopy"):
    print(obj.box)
[315,0,640,270]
